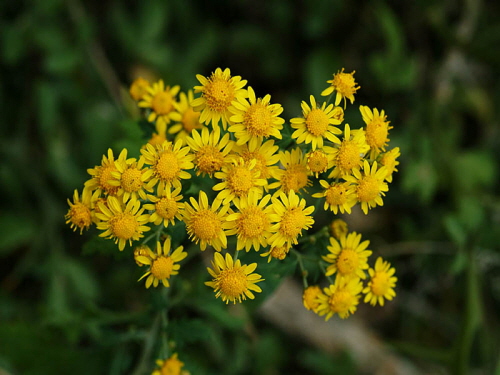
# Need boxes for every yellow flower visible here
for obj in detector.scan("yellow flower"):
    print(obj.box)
[231,138,280,190]
[213,157,267,205]
[151,353,188,375]
[144,185,185,227]
[321,68,360,108]
[268,147,311,196]
[312,180,357,214]
[322,232,372,280]
[329,219,348,240]
[228,86,285,145]
[316,277,363,320]
[302,285,323,312]
[306,148,335,177]
[268,190,315,248]
[65,188,93,234]
[359,105,392,156]
[260,244,291,263]
[139,80,181,135]
[96,195,150,251]
[141,140,194,192]
[328,124,370,178]
[109,149,155,201]
[129,77,150,101]
[192,67,247,129]
[169,90,204,141]
[144,131,168,149]
[225,192,275,252]
[85,149,121,196]
[344,160,388,214]
[185,125,233,177]
[183,190,230,252]
[363,257,397,306]
[291,95,343,150]
[136,237,187,288]
[133,244,151,266]
[205,252,264,304]
[379,147,400,183]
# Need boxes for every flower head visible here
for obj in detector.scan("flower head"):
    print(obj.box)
[169,90,203,141]
[96,195,150,251]
[329,219,348,240]
[312,180,357,214]
[133,244,151,266]
[139,80,181,135]
[269,147,311,196]
[228,86,284,145]
[192,67,247,129]
[321,68,360,108]
[183,190,230,251]
[303,285,323,312]
[205,252,264,304]
[306,148,335,177]
[291,95,343,150]
[260,244,291,263]
[144,185,185,227]
[323,232,372,280]
[129,77,150,101]
[151,352,188,375]
[268,190,315,248]
[360,105,392,156]
[65,188,93,234]
[137,237,187,288]
[316,277,363,320]
[85,149,120,196]
[363,257,397,306]
[379,147,400,183]
[328,124,370,178]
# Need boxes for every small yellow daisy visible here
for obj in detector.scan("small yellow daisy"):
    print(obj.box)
[185,125,233,177]
[143,130,168,149]
[228,86,285,145]
[141,139,194,192]
[85,148,120,196]
[139,80,181,135]
[152,353,189,375]
[363,257,397,306]
[205,252,264,304]
[268,147,311,196]
[129,77,150,102]
[192,67,248,129]
[316,277,363,320]
[169,90,204,141]
[268,190,315,248]
[144,185,184,227]
[133,244,151,266]
[291,95,343,150]
[312,180,357,214]
[344,160,388,215]
[260,244,291,263]
[321,68,360,108]
[225,192,275,252]
[213,157,267,205]
[136,237,187,288]
[302,285,323,312]
[322,232,372,280]
[96,195,150,251]
[65,188,94,234]
[359,105,393,156]
[183,190,230,252]
[379,147,400,183]
[329,219,348,240]
[306,148,335,177]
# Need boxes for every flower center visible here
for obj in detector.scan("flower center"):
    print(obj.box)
[280,207,307,239]
[204,78,235,113]
[325,184,348,206]
[270,245,289,260]
[337,141,361,172]
[307,151,329,174]
[156,151,180,181]
[196,145,224,175]
[191,209,221,240]
[328,290,356,314]
[99,165,119,194]
[281,165,309,194]
[121,168,143,192]
[111,213,138,240]
[155,198,178,220]
[305,108,329,136]
[218,267,248,298]
[227,166,253,196]
[366,120,388,149]
[151,256,174,280]
[371,272,391,296]
[69,203,92,228]
[336,249,359,275]
[182,108,201,132]
[238,207,268,238]
[152,91,174,115]
[357,175,380,202]
[244,103,273,136]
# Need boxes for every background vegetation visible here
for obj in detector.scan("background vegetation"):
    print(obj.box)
[1,0,499,374]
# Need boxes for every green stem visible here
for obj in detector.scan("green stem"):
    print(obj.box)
[292,249,308,288]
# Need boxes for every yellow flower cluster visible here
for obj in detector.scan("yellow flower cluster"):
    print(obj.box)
[66,67,399,311]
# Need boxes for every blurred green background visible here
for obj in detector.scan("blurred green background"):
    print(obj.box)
[1,0,500,374]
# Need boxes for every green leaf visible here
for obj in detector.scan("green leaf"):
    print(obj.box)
[0,212,36,255]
